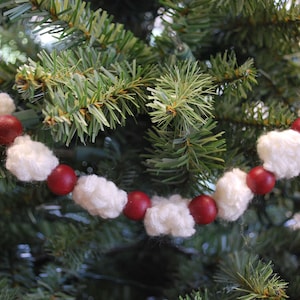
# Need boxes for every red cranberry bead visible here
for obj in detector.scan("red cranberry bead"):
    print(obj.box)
[0,115,23,145]
[47,164,77,195]
[188,195,218,225]
[246,166,276,195]
[123,191,151,220]
[291,118,300,133]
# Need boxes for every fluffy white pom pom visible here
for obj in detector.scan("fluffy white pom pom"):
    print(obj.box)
[144,194,195,237]
[213,168,254,221]
[257,129,300,179]
[6,135,59,181]
[0,93,16,115]
[72,175,128,219]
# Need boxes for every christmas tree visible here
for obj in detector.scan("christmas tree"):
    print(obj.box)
[0,0,300,299]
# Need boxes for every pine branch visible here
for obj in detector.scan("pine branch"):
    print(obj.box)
[44,209,141,269]
[45,223,89,271]
[215,251,289,299]
[15,47,119,100]
[158,0,217,51]
[15,48,157,144]
[2,0,156,63]
[213,0,260,16]
[147,61,216,132]
[143,60,225,193]
[204,51,257,100]
[204,51,296,129]
[23,290,75,300]
[21,264,76,299]
[144,120,225,191]
[0,278,20,300]
[255,56,300,106]
[179,289,209,300]
[216,100,295,130]
[159,0,300,59]
[214,0,300,51]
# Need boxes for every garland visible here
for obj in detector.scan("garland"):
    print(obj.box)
[1,93,300,238]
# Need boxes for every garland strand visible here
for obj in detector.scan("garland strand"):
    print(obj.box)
[1,93,300,238]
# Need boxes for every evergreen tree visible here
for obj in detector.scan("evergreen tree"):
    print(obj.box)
[0,0,300,299]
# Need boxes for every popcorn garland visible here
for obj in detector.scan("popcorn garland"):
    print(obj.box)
[1,92,300,238]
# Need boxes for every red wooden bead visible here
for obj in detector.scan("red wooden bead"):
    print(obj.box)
[47,164,77,195]
[246,166,275,195]
[123,191,151,220]
[291,118,300,133]
[0,115,23,145]
[188,195,218,225]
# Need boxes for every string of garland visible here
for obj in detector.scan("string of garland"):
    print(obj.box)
[1,92,300,238]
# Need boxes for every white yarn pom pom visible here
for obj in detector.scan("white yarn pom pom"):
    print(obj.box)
[0,93,16,115]
[144,194,195,237]
[213,168,254,221]
[257,129,300,179]
[72,175,128,219]
[6,135,59,181]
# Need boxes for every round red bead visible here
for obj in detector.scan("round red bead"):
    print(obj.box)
[188,195,218,225]
[47,164,77,195]
[291,118,300,133]
[0,115,23,145]
[246,166,275,195]
[123,191,151,220]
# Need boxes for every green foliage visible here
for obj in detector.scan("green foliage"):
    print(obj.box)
[158,0,215,49]
[204,51,257,100]
[143,60,226,193]
[144,120,225,193]
[158,0,300,56]
[147,61,216,131]
[0,278,20,300]
[215,251,289,299]
[1,0,300,299]
[15,47,157,144]
[179,289,208,300]
[213,0,300,52]
[2,0,155,63]
[21,264,76,300]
